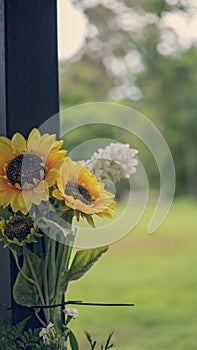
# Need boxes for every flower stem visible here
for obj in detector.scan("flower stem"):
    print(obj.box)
[52,212,74,322]
[43,236,51,323]
[23,245,47,322]
[55,242,64,289]
[10,248,36,285]
[34,308,46,327]
[48,238,57,321]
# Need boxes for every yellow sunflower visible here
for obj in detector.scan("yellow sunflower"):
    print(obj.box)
[0,129,66,214]
[52,158,115,225]
[0,215,40,246]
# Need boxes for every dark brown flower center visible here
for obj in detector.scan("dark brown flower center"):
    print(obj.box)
[4,216,34,242]
[6,154,45,186]
[65,182,92,205]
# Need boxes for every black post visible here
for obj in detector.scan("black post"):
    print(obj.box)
[0,0,59,325]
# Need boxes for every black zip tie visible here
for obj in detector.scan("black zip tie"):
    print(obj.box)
[67,301,134,307]
[7,300,134,310]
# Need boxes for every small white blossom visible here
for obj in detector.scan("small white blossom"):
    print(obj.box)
[84,142,138,183]
[39,322,57,345]
[64,307,78,319]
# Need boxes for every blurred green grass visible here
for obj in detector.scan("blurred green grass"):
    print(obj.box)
[67,197,197,350]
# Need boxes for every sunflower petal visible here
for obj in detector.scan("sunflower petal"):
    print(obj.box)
[45,168,59,187]
[52,188,65,201]
[11,194,21,213]
[46,150,66,171]
[17,192,26,208]
[0,136,14,148]
[39,134,56,154]
[27,128,41,152]
[0,176,13,191]
[11,133,26,154]
[0,140,14,175]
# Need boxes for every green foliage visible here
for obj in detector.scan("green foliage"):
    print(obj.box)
[0,318,80,350]
[0,206,11,221]
[67,330,79,350]
[61,124,121,156]
[0,318,51,350]
[13,249,42,307]
[60,0,197,197]
[60,57,113,109]
[136,47,197,195]
[85,331,114,350]
[0,319,114,350]
[66,246,108,282]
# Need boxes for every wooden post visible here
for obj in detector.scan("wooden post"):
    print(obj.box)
[0,0,59,325]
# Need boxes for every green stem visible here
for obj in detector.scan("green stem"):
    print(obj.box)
[54,240,72,293]
[61,211,74,277]
[10,249,36,285]
[23,246,47,321]
[34,308,46,327]
[53,236,75,325]
[52,212,74,322]
[51,242,67,322]
[55,242,65,288]
[48,238,57,321]
[48,239,57,303]
[43,236,51,323]
[56,244,69,290]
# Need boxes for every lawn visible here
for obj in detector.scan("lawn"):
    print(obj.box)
[66,197,197,349]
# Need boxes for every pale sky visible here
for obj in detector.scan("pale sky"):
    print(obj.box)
[58,0,197,60]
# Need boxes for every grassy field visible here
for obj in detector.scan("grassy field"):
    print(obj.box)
[66,197,197,349]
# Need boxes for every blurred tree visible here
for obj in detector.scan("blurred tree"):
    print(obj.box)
[137,47,197,196]
[60,0,197,196]
[60,57,113,108]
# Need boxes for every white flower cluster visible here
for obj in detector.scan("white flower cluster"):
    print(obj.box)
[84,142,138,183]
[64,307,78,319]
[39,322,57,345]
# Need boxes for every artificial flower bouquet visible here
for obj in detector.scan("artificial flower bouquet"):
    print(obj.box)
[0,129,138,349]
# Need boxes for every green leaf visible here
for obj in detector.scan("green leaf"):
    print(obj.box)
[84,331,97,349]
[68,330,79,350]
[0,206,11,220]
[104,332,114,349]
[13,250,42,307]
[54,319,64,334]
[81,213,95,228]
[66,246,108,282]
[15,339,25,348]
